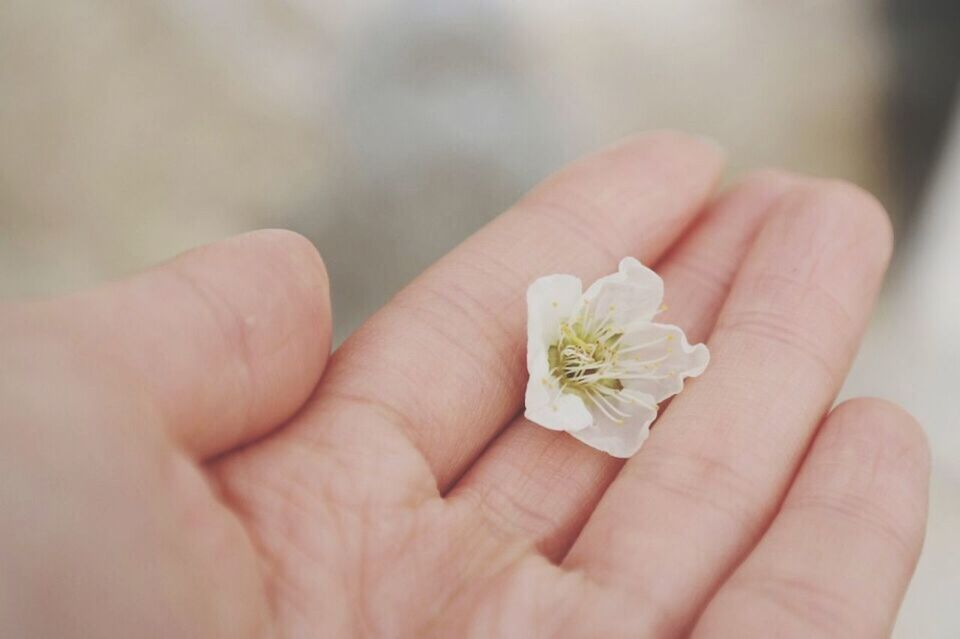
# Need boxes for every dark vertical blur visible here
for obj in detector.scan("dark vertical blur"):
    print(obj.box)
[886,0,960,241]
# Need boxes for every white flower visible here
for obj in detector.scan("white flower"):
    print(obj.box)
[524,257,709,458]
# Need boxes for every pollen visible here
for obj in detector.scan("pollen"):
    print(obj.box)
[547,304,663,424]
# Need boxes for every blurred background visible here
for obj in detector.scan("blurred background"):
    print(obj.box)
[1,1,957,635]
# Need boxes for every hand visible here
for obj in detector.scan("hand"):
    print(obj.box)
[1,132,928,638]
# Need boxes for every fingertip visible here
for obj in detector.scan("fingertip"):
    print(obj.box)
[727,168,807,196]
[56,229,335,458]
[823,397,931,482]
[180,228,332,353]
[703,169,808,231]
[620,129,723,155]
[610,129,727,176]
[171,229,333,453]
[183,228,330,308]
[524,130,727,246]
[236,228,330,294]
[785,179,895,268]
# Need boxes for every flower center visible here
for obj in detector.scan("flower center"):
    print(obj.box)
[548,321,623,392]
[547,308,666,424]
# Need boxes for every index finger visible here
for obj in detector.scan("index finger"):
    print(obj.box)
[260,132,725,492]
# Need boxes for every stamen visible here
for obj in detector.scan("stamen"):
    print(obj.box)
[586,389,625,424]
[616,336,668,354]
[618,389,657,410]
[631,353,671,367]
[549,302,675,425]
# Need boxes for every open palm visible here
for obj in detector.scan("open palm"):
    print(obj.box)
[1,133,928,638]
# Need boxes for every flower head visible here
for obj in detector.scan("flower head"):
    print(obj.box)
[525,257,708,457]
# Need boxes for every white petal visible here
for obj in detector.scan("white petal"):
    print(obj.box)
[582,257,663,326]
[620,323,709,402]
[524,345,560,410]
[525,395,594,432]
[569,393,658,458]
[527,273,582,354]
[525,275,593,433]
[524,385,594,432]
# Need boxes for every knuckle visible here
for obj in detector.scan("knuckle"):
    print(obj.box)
[668,254,732,298]
[716,305,843,382]
[732,570,862,636]
[462,480,561,546]
[520,195,622,265]
[394,271,525,389]
[789,489,920,559]
[623,443,760,525]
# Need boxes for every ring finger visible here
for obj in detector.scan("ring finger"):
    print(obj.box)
[565,180,893,636]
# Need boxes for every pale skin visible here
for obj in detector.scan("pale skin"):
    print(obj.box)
[0,132,929,638]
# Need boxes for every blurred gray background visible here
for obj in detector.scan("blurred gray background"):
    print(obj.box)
[1,2,957,635]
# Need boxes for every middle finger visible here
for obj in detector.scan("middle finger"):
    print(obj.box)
[445,170,801,560]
